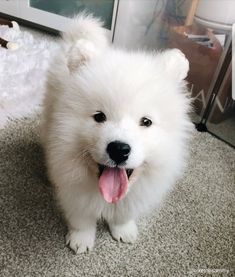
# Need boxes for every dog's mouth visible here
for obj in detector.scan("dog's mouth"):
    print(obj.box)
[98,164,134,204]
[98,164,134,178]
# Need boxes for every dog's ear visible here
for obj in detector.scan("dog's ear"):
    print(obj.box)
[62,14,108,72]
[160,49,189,81]
[66,38,100,71]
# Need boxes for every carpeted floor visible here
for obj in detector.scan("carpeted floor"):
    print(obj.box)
[0,118,234,277]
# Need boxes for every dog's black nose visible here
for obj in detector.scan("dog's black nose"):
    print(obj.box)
[107,141,131,164]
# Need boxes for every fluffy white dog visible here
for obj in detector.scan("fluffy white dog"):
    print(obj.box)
[41,15,192,253]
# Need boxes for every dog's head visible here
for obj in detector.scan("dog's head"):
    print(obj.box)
[62,48,191,203]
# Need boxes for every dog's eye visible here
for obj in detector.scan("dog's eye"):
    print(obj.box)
[93,111,106,123]
[140,117,152,127]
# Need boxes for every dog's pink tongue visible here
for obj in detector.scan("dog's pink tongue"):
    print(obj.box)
[99,167,128,203]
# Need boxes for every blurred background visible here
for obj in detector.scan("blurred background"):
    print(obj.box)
[0,0,234,146]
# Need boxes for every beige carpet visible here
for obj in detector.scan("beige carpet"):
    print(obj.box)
[0,118,234,277]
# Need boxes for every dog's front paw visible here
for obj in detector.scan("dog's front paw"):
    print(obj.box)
[65,229,95,254]
[109,220,138,243]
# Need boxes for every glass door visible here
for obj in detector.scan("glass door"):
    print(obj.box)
[29,0,115,30]
[18,0,118,40]
[207,71,235,146]
[113,0,234,136]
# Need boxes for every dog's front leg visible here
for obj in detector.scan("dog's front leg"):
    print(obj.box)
[109,219,138,244]
[65,215,96,254]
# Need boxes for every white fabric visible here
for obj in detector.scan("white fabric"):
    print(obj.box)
[0,25,57,128]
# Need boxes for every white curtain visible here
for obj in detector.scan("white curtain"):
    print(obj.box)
[113,0,167,50]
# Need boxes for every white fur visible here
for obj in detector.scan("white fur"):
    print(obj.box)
[0,25,57,128]
[11,21,20,30]
[41,15,193,253]
[110,220,138,243]
[6,41,19,50]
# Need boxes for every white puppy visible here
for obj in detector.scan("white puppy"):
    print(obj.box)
[41,14,192,253]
